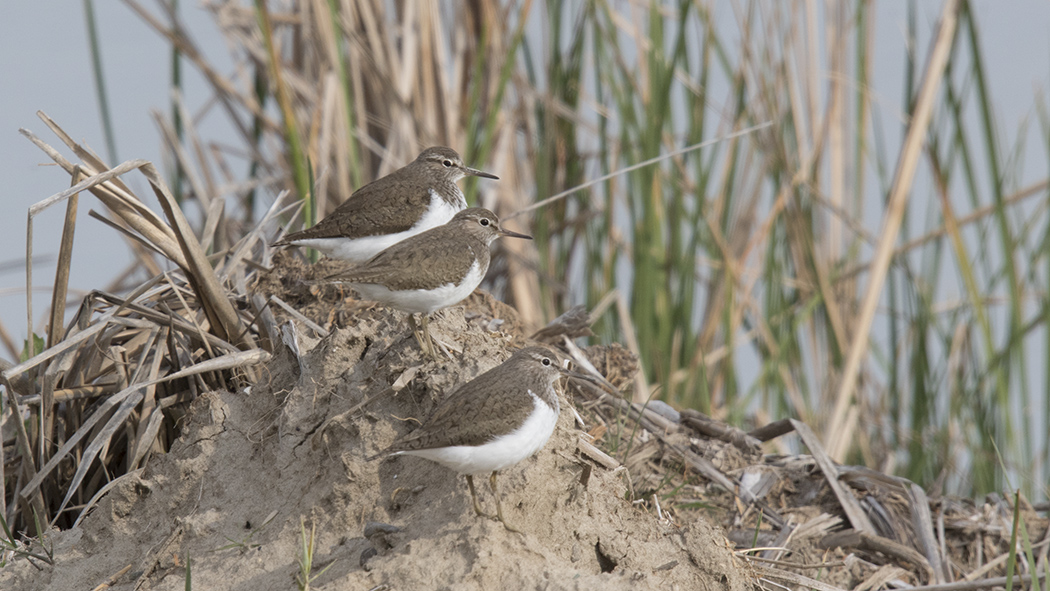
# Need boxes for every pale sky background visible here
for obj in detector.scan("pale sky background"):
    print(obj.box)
[1,2,233,347]
[1,0,1049,351]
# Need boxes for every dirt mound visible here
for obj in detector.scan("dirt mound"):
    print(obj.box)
[1,264,750,590]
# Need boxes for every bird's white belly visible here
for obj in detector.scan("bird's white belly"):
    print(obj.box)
[353,260,483,314]
[400,390,559,475]
[298,190,462,263]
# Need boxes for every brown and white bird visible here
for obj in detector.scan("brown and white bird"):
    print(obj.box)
[273,147,498,263]
[370,346,573,532]
[324,207,530,357]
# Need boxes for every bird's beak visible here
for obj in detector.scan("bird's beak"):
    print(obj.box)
[549,355,605,385]
[498,227,532,240]
[463,166,499,180]
[558,368,591,381]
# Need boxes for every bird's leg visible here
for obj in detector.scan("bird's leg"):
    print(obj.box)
[407,313,420,345]
[489,471,521,533]
[408,314,436,359]
[420,313,436,358]
[465,475,487,517]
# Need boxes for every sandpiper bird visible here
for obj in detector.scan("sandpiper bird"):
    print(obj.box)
[324,207,530,357]
[273,147,498,263]
[370,346,573,532]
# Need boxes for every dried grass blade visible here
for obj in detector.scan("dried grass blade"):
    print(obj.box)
[87,182,187,270]
[72,469,144,530]
[131,408,165,470]
[20,152,144,220]
[152,108,209,207]
[47,178,79,349]
[171,88,219,198]
[199,199,225,254]
[0,375,47,521]
[53,385,148,521]
[160,279,218,364]
[33,111,135,195]
[2,311,116,381]
[133,325,165,404]
[18,130,184,270]
[268,296,329,337]
[0,317,21,360]
[154,348,269,382]
[249,295,279,352]
[87,210,168,260]
[141,162,255,349]
[753,565,849,591]
[91,292,239,355]
[0,402,5,519]
[28,115,185,243]
[21,348,268,511]
[128,326,166,474]
[909,483,948,584]
[228,190,295,272]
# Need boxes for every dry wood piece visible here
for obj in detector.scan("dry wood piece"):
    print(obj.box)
[679,408,761,453]
[747,418,795,442]
[577,436,620,470]
[792,418,876,534]
[90,564,132,591]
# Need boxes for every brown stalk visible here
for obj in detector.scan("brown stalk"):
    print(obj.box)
[141,163,255,351]
[47,172,80,350]
[22,123,182,270]
[825,0,960,459]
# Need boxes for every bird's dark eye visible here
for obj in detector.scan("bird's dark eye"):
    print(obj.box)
[442,160,453,168]
[542,357,552,366]
[480,218,491,226]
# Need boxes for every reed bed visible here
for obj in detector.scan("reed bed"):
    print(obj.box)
[0,113,285,542]
[2,0,1048,556]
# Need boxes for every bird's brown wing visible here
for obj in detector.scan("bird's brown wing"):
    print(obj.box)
[276,175,435,243]
[385,367,538,451]
[325,226,485,291]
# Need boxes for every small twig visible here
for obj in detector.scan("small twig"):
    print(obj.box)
[90,564,132,590]
[754,565,850,591]
[739,553,848,570]
[577,436,620,470]
[506,122,773,219]
[269,295,330,337]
